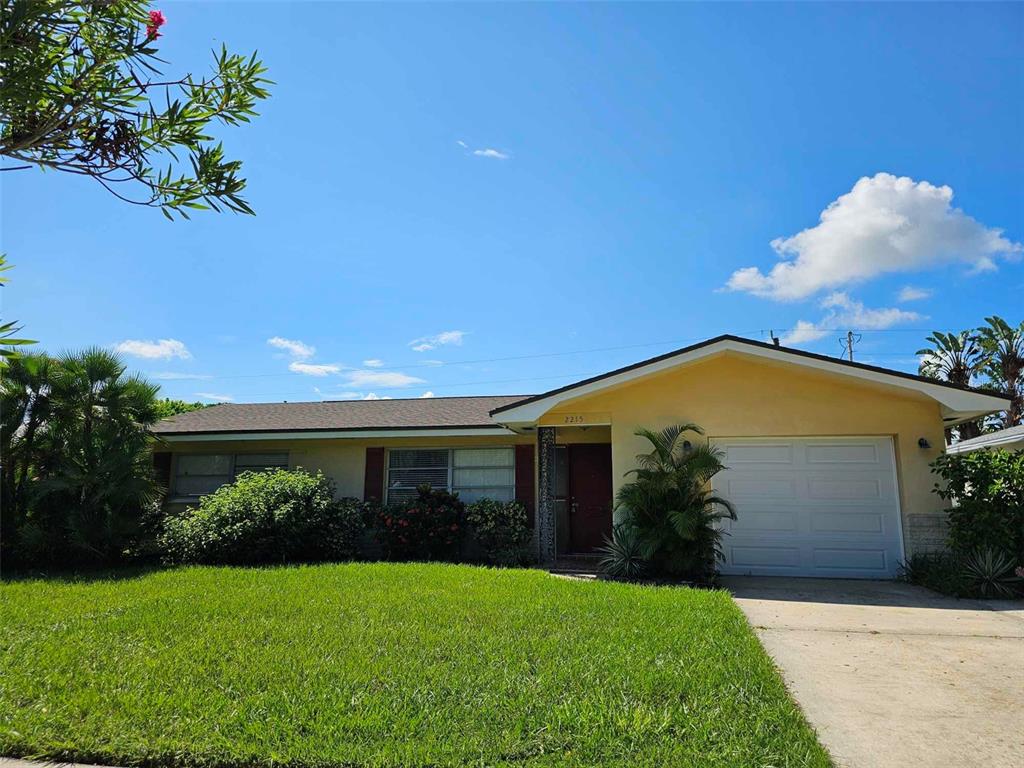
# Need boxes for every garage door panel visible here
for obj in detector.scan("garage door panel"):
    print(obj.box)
[811,548,889,572]
[712,437,903,578]
[718,476,797,499]
[810,510,886,534]
[731,546,800,568]
[722,443,794,464]
[807,476,883,500]
[805,443,881,464]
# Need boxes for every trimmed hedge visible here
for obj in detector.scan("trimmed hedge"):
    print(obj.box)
[465,499,532,566]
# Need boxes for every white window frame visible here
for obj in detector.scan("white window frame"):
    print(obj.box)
[385,447,515,504]
[171,451,290,500]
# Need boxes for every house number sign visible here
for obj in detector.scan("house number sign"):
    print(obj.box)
[538,412,612,427]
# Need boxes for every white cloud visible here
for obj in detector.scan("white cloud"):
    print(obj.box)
[345,370,426,388]
[898,285,932,302]
[781,292,924,346]
[289,361,342,376]
[409,330,465,352]
[422,359,445,367]
[149,372,212,381]
[362,392,392,400]
[419,391,435,398]
[363,359,384,368]
[473,148,509,160]
[725,173,1022,301]
[114,339,191,360]
[195,392,234,403]
[267,337,315,359]
[456,140,468,149]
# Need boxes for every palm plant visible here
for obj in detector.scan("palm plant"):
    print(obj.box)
[615,424,736,580]
[961,547,1021,599]
[597,523,646,579]
[917,331,985,439]
[4,348,163,566]
[976,316,1024,428]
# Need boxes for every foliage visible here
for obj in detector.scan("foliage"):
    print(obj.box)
[614,424,736,581]
[1,348,161,567]
[902,549,1022,600]
[0,564,831,767]
[161,469,365,565]
[917,316,1023,434]
[597,523,647,580]
[464,498,532,566]
[0,255,35,358]
[153,398,209,420]
[931,449,1024,562]
[1,1,271,218]
[976,316,1024,428]
[961,547,1021,599]
[376,484,465,561]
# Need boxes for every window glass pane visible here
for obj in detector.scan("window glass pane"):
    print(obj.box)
[454,486,514,504]
[552,446,569,498]
[453,467,514,488]
[453,448,513,468]
[177,454,232,475]
[234,453,288,472]
[389,449,448,469]
[175,474,231,497]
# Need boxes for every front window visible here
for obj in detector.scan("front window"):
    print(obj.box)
[387,447,514,504]
[172,452,289,498]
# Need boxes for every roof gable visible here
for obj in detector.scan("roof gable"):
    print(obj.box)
[490,335,1009,426]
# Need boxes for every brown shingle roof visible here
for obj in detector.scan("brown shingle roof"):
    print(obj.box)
[152,395,533,435]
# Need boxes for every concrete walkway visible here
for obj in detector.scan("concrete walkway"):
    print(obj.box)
[723,577,1024,768]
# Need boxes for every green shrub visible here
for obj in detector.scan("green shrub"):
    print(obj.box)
[161,469,366,565]
[465,498,532,566]
[377,484,465,561]
[902,548,1023,599]
[931,449,1024,561]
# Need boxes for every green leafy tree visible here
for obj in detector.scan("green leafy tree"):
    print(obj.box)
[976,316,1024,428]
[154,397,208,420]
[1,1,271,218]
[614,424,736,580]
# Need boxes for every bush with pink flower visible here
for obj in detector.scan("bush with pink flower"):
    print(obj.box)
[377,485,465,561]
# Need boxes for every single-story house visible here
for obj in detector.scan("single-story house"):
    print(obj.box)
[946,424,1024,454]
[152,335,1009,578]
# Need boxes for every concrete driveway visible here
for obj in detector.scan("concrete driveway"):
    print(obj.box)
[723,577,1024,768]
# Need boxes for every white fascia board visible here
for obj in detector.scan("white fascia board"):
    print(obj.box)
[491,339,1010,425]
[946,433,1024,454]
[157,427,517,443]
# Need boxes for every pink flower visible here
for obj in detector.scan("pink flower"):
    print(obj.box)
[146,9,166,38]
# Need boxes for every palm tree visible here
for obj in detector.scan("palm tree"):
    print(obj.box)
[917,331,985,439]
[614,424,736,580]
[976,316,1024,428]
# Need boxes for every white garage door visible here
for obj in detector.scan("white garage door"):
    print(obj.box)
[711,437,904,579]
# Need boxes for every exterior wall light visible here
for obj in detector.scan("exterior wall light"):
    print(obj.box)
[918,438,931,449]
[683,440,693,451]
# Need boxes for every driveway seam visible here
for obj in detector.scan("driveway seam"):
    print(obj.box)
[754,625,1023,640]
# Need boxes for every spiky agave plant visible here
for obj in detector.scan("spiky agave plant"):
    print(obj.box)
[961,548,1021,599]
[597,524,646,579]
[615,424,736,580]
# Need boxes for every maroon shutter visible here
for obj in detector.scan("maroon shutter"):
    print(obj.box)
[514,444,536,527]
[153,451,172,494]
[364,447,385,503]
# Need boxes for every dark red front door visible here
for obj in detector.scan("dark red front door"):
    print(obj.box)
[567,444,613,553]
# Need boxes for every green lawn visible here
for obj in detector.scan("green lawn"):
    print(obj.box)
[0,563,829,767]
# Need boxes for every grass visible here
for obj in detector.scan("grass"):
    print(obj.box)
[0,563,830,768]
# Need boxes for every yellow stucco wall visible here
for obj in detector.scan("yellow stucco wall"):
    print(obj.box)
[538,351,949,556]
[159,433,535,502]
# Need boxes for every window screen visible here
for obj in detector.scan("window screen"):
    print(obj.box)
[173,452,289,498]
[386,448,515,504]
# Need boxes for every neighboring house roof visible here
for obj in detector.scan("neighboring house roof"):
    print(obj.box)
[153,395,531,439]
[490,335,1010,426]
[946,424,1024,454]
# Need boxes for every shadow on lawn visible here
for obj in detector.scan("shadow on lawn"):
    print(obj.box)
[1,564,169,584]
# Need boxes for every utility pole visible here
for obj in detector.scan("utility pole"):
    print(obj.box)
[841,331,862,361]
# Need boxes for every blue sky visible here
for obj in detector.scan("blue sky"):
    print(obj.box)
[3,2,1022,404]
